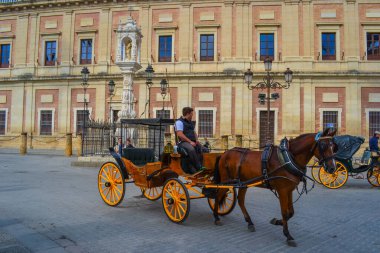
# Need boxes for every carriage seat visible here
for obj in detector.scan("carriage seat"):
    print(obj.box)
[122,148,156,166]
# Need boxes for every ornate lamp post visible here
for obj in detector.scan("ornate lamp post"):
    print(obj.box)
[244,57,293,145]
[160,78,168,116]
[80,66,90,156]
[145,64,154,118]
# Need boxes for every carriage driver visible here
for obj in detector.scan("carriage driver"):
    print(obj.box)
[175,107,205,174]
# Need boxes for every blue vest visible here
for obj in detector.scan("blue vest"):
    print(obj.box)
[178,117,196,142]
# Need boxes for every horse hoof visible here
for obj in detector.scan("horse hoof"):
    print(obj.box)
[248,224,256,232]
[287,240,297,247]
[214,220,223,226]
[270,218,277,225]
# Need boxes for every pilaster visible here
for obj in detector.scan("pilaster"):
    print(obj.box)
[282,80,300,135]
[140,5,150,64]
[283,0,300,58]
[98,8,111,66]
[344,0,359,60]
[14,14,29,68]
[221,1,233,60]
[220,79,232,135]
[179,3,191,62]
[27,14,38,68]
[61,10,74,71]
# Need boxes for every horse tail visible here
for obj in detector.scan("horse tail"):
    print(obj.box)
[213,155,221,184]
[213,153,229,209]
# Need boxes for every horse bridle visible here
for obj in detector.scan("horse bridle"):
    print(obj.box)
[311,136,336,168]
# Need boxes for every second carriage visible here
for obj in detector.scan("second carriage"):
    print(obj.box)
[309,135,380,189]
[97,118,247,223]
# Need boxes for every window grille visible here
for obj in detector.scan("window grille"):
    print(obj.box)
[369,111,380,139]
[0,111,6,135]
[260,33,274,61]
[322,33,336,60]
[158,36,172,62]
[322,111,338,132]
[156,109,171,132]
[80,39,92,64]
[200,35,214,61]
[198,110,213,138]
[40,110,53,135]
[367,33,380,60]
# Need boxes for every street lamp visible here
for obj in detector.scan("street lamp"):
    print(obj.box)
[160,78,168,116]
[80,66,90,156]
[244,57,293,145]
[145,64,155,118]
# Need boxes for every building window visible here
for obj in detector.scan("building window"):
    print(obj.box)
[40,110,53,135]
[367,33,380,60]
[156,109,171,132]
[198,110,214,138]
[0,44,10,68]
[45,41,56,66]
[322,111,338,131]
[322,33,336,60]
[260,33,274,61]
[80,39,92,65]
[0,110,6,135]
[200,34,214,61]
[158,36,172,62]
[76,110,89,134]
[369,111,380,138]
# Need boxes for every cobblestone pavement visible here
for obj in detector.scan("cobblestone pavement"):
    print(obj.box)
[0,153,379,253]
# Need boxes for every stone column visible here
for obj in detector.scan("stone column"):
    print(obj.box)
[20,132,27,155]
[65,133,72,156]
[221,135,229,150]
[283,1,300,58]
[98,8,111,67]
[27,14,38,68]
[119,72,137,119]
[235,134,242,147]
[61,11,74,74]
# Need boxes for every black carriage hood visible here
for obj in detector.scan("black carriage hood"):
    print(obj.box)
[333,135,365,160]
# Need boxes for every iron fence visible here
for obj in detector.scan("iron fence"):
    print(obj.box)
[83,120,115,156]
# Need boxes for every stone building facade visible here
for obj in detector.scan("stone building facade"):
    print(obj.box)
[0,0,379,150]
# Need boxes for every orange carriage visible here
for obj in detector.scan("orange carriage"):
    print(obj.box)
[97,118,237,223]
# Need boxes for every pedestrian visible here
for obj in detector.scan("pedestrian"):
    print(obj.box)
[369,131,380,158]
[115,137,124,156]
[126,138,135,148]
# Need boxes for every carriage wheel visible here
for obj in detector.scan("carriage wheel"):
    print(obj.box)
[310,161,322,184]
[207,188,237,216]
[141,187,163,201]
[98,162,125,206]
[162,178,190,223]
[319,161,348,189]
[367,166,380,187]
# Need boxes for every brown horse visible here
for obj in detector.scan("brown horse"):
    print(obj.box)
[213,129,337,247]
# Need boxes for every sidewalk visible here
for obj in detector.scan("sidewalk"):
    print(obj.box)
[0,148,71,157]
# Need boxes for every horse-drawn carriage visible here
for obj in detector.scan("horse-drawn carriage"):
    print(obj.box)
[98,118,240,223]
[310,135,380,189]
[97,119,337,246]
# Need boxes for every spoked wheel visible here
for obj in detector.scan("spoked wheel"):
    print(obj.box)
[162,178,190,223]
[141,186,163,201]
[207,188,237,216]
[319,161,348,189]
[98,162,125,206]
[367,166,380,187]
[310,161,322,184]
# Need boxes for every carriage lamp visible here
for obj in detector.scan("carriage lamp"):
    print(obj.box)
[80,66,90,156]
[144,64,155,118]
[243,58,293,145]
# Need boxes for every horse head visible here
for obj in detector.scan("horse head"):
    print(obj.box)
[313,128,337,173]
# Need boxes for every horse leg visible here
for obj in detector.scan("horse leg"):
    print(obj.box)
[237,188,255,232]
[278,190,296,247]
[213,188,228,226]
[270,190,294,226]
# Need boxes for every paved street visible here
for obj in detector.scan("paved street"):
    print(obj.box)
[0,153,379,253]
